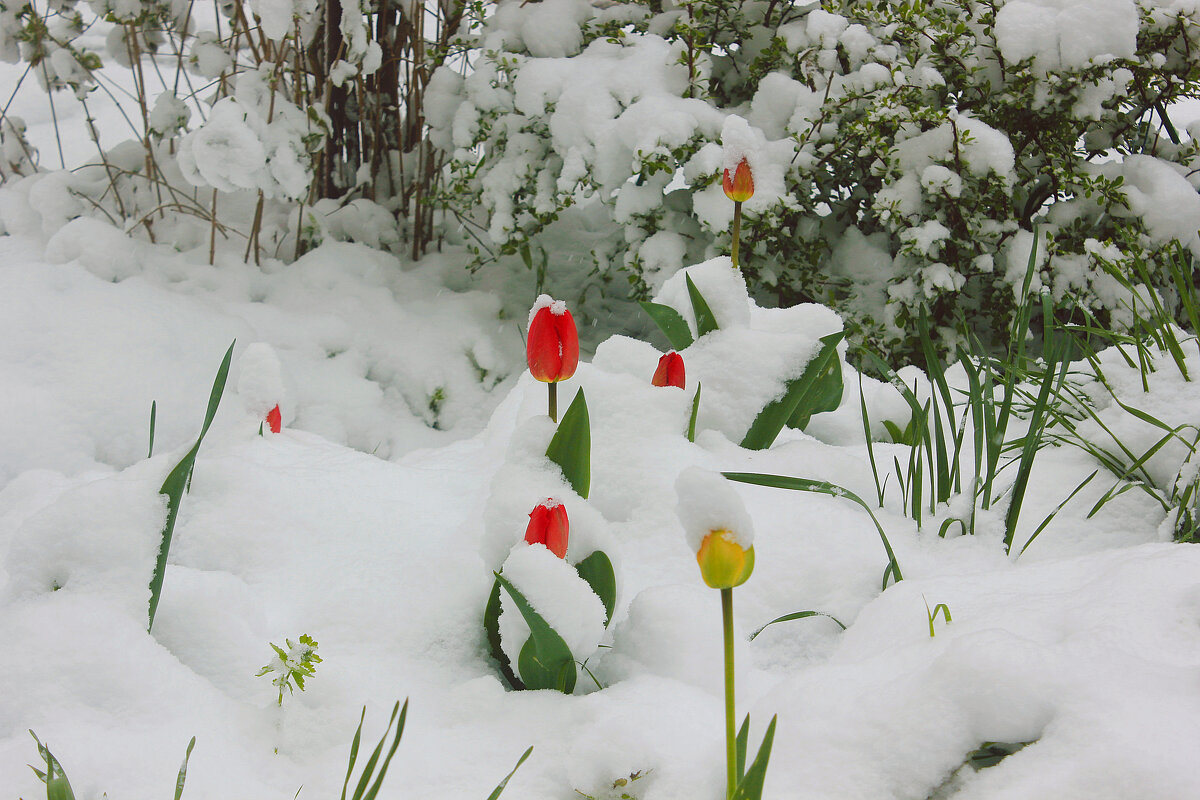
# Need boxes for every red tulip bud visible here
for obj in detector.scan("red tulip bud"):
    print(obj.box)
[652,351,686,389]
[524,499,569,559]
[526,295,579,383]
[266,404,282,434]
[722,158,754,203]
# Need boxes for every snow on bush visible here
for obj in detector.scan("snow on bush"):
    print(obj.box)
[430,0,1200,361]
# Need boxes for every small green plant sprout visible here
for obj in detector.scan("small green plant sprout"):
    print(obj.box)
[258,634,322,706]
[575,769,652,800]
[924,596,952,638]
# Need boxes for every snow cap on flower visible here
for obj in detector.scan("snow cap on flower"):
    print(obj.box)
[238,342,287,421]
[675,467,755,553]
[720,115,757,202]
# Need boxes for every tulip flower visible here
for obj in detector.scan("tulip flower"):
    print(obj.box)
[722,157,754,271]
[527,294,579,421]
[266,404,282,434]
[695,529,755,590]
[722,158,754,203]
[676,468,756,798]
[652,351,686,389]
[524,499,568,559]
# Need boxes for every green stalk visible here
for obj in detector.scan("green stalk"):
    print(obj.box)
[731,201,742,269]
[548,381,558,423]
[722,587,736,799]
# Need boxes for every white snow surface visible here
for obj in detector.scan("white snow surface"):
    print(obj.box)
[2,222,1198,799]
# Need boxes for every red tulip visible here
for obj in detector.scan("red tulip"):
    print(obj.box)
[524,499,568,559]
[527,296,579,383]
[722,158,754,203]
[652,351,685,388]
[266,404,282,434]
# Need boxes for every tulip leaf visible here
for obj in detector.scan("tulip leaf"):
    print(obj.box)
[687,382,701,443]
[483,577,524,690]
[722,471,903,587]
[574,550,616,626]
[495,573,577,693]
[736,714,750,782]
[546,389,590,499]
[731,715,777,800]
[685,274,719,337]
[787,334,844,430]
[639,301,694,351]
[149,340,235,631]
[740,331,844,450]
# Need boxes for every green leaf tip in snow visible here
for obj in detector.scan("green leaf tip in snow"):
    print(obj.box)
[741,331,845,450]
[546,388,590,499]
[148,340,235,631]
[485,746,534,800]
[573,550,616,626]
[639,301,694,351]
[494,573,577,693]
[685,273,719,337]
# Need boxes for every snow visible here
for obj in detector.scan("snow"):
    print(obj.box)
[994,0,1138,71]
[1,199,1200,800]
[3,10,1200,800]
[675,468,755,552]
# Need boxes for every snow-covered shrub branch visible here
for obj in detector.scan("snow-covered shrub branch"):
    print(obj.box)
[428,0,1200,361]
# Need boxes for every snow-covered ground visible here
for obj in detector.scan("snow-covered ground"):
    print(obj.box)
[1,211,1199,799]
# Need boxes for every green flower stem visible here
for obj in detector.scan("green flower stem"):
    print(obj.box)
[722,586,736,799]
[731,201,743,269]
[548,381,558,423]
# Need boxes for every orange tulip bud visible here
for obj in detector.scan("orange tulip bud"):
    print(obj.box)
[722,158,754,203]
[524,499,569,559]
[527,296,579,383]
[696,529,755,589]
[652,351,686,389]
[266,404,282,434]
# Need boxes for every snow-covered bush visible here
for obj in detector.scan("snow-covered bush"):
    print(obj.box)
[429,0,1200,361]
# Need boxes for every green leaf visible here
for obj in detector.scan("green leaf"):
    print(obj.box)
[28,731,76,800]
[483,578,524,690]
[685,274,719,337]
[722,472,902,585]
[174,737,196,800]
[360,700,407,800]
[741,332,844,450]
[967,740,1034,770]
[486,746,533,800]
[787,334,845,430]
[573,550,616,626]
[545,389,590,499]
[149,341,235,631]
[495,573,577,693]
[687,382,701,443]
[639,301,694,351]
[339,708,366,800]
[735,715,750,783]
[748,610,847,641]
[731,715,777,800]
